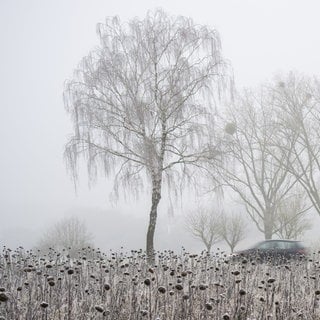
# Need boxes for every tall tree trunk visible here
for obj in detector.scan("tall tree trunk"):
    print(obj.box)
[264,216,273,239]
[264,206,274,240]
[146,177,162,263]
[205,243,212,253]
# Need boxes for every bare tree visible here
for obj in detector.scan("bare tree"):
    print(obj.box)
[64,10,228,260]
[37,216,93,257]
[274,191,312,240]
[185,207,222,252]
[271,73,320,216]
[217,86,298,239]
[219,212,246,253]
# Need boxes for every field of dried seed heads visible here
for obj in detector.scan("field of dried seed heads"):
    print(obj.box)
[0,247,320,320]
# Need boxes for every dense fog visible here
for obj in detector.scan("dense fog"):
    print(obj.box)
[1,0,320,254]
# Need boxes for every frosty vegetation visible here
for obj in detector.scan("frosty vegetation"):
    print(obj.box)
[3,7,320,320]
[1,247,320,320]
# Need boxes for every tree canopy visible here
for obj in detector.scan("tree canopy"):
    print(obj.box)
[64,10,229,259]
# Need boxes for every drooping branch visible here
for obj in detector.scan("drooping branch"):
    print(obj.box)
[64,10,230,258]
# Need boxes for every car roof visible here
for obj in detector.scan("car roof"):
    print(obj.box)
[261,239,302,242]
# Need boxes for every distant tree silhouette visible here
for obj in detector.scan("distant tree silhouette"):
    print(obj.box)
[37,216,93,257]
[185,207,222,252]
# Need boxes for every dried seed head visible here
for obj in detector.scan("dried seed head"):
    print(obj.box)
[205,303,213,310]
[144,279,151,286]
[239,289,246,296]
[158,286,166,294]
[103,310,110,316]
[95,305,104,313]
[199,284,207,291]
[0,293,9,302]
[175,284,183,291]
[141,310,148,316]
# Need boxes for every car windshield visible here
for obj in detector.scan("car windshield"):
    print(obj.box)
[253,241,302,250]
[254,241,275,250]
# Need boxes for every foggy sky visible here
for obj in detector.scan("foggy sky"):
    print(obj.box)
[1,0,320,251]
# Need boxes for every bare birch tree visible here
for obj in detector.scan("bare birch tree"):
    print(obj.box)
[185,207,222,252]
[64,10,228,261]
[218,87,298,239]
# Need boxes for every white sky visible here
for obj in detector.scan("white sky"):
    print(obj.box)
[1,0,320,249]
